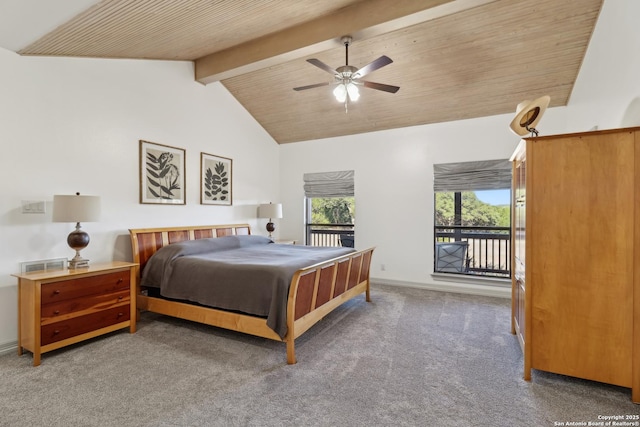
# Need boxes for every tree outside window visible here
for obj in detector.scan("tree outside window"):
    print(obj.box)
[311,197,354,224]
[435,191,510,228]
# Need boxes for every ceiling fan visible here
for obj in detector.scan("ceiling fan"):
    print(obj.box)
[293,36,400,111]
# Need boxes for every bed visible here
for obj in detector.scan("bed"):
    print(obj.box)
[129,224,374,364]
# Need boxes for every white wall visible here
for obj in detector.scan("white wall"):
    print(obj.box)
[567,0,640,131]
[279,110,564,293]
[0,49,279,347]
[279,0,639,293]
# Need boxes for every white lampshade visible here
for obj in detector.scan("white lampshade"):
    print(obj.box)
[258,203,283,219]
[53,194,101,223]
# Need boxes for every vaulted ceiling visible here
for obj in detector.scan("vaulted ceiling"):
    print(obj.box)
[4,0,603,143]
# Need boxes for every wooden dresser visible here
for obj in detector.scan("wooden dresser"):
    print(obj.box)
[510,127,640,403]
[13,261,137,366]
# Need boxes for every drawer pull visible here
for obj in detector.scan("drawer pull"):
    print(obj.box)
[117,278,123,284]
[118,296,124,301]
[53,310,60,315]
[53,290,60,295]
[53,330,60,335]
[117,312,124,317]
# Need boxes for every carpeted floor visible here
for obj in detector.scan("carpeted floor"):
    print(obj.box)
[0,284,636,426]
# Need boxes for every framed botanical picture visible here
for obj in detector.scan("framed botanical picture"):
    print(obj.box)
[201,152,232,205]
[139,140,186,205]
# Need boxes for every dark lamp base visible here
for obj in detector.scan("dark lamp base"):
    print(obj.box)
[67,223,91,268]
[67,229,90,250]
[266,221,275,238]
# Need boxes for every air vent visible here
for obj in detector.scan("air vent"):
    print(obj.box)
[20,258,68,274]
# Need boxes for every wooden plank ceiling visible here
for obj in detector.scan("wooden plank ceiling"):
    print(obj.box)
[18,0,603,144]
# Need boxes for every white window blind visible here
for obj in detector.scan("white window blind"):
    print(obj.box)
[433,160,511,192]
[303,170,354,197]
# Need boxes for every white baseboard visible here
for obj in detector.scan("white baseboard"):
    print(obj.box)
[0,340,17,356]
[371,277,511,299]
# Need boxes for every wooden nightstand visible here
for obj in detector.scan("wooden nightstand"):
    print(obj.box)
[12,261,137,366]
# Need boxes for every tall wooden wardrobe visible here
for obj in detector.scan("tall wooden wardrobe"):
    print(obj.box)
[510,126,640,403]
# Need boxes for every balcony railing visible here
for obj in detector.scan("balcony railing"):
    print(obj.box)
[306,224,354,247]
[305,223,509,277]
[435,225,511,278]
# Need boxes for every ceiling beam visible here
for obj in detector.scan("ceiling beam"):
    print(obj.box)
[195,0,496,84]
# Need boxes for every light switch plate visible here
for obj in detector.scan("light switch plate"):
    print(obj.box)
[21,200,46,214]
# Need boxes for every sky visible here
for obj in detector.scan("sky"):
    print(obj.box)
[475,189,511,206]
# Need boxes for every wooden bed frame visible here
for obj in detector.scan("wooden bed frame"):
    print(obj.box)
[129,224,374,364]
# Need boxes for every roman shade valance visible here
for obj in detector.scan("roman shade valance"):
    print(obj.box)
[303,170,354,198]
[433,160,511,192]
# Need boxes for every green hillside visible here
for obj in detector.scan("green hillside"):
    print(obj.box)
[435,192,510,227]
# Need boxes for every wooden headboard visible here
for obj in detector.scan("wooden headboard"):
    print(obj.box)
[129,224,251,275]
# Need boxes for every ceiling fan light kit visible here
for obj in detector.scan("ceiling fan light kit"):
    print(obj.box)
[333,81,359,103]
[293,35,399,111]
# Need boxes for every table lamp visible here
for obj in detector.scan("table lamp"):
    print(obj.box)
[258,202,282,238]
[53,192,101,269]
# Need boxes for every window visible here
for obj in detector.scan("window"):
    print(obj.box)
[303,171,355,247]
[433,160,511,277]
[305,196,355,247]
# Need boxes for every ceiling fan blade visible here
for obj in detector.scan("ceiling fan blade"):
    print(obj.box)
[353,55,393,78]
[306,58,339,76]
[361,80,400,94]
[293,82,331,91]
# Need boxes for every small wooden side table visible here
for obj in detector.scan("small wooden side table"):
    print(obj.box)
[12,261,138,366]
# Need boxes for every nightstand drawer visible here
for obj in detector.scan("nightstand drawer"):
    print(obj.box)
[41,306,130,346]
[41,290,130,324]
[41,270,129,305]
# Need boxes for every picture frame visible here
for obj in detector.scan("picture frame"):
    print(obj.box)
[139,140,186,205]
[200,152,232,205]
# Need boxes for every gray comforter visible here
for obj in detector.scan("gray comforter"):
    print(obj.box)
[140,235,355,338]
